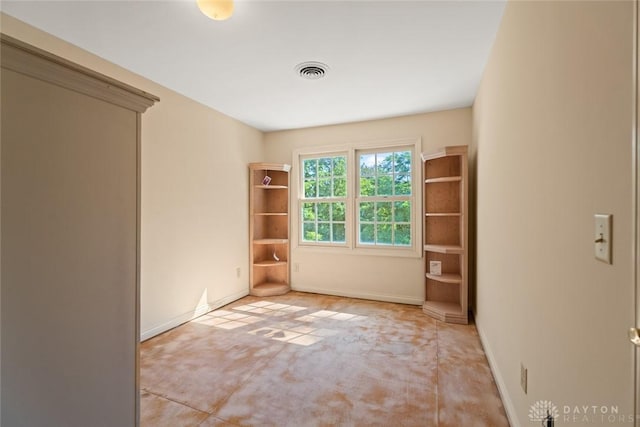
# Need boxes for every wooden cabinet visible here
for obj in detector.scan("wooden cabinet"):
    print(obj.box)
[422,146,468,324]
[249,163,291,296]
[1,34,158,425]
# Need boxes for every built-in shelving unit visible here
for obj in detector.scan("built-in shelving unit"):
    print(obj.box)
[249,163,291,297]
[422,146,468,324]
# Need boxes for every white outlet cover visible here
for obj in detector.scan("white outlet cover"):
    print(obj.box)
[594,214,612,264]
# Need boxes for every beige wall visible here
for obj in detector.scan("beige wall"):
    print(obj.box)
[472,1,634,425]
[139,78,263,338]
[0,13,265,340]
[265,109,471,304]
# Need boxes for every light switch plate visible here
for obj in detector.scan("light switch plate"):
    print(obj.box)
[594,214,612,264]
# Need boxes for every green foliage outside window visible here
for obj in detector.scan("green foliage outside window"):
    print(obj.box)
[300,148,413,248]
[358,150,412,246]
[302,156,347,243]
[359,151,411,196]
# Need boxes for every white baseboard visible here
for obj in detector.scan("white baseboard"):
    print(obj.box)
[474,314,520,427]
[140,289,249,341]
[291,285,423,306]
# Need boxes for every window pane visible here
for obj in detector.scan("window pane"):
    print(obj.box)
[333,177,346,197]
[394,151,411,173]
[377,175,393,196]
[394,174,411,195]
[304,180,316,198]
[360,153,376,176]
[317,202,330,221]
[394,201,411,223]
[333,223,346,243]
[318,158,332,178]
[376,152,393,174]
[359,202,375,221]
[302,202,316,221]
[302,149,413,249]
[376,202,392,222]
[317,223,331,242]
[377,224,393,245]
[333,202,345,221]
[360,223,375,244]
[355,148,413,248]
[300,154,348,246]
[360,177,375,196]
[303,159,317,178]
[333,156,346,176]
[318,178,332,197]
[303,222,317,242]
[394,224,411,246]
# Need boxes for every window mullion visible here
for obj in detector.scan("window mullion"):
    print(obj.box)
[315,159,319,200]
[313,202,320,243]
[348,148,356,248]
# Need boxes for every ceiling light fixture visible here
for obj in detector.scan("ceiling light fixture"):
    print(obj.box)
[197,0,234,21]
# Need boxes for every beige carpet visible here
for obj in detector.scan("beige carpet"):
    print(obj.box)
[140,291,509,426]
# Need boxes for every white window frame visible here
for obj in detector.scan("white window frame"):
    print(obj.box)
[292,137,422,258]
[299,152,349,247]
[355,147,414,248]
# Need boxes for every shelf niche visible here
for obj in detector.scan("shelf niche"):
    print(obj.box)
[249,163,291,297]
[253,186,288,214]
[422,146,468,324]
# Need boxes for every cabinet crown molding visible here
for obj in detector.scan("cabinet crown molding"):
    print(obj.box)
[1,33,159,113]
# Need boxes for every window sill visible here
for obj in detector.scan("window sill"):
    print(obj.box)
[295,243,422,259]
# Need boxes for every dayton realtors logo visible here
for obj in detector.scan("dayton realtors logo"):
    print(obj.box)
[529,401,630,424]
[562,405,626,423]
[529,400,559,423]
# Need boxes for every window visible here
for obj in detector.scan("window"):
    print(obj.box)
[357,150,412,246]
[295,138,420,257]
[301,155,347,244]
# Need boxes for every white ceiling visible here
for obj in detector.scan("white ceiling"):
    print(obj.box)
[1,0,506,131]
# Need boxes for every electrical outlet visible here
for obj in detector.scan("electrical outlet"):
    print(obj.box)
[520,363,528,394]
[294,263,299,272]
[236,267,241,278]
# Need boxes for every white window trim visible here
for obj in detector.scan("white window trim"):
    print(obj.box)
[292,137,422,258]
[355,147,414,249]
[299,151,350,247]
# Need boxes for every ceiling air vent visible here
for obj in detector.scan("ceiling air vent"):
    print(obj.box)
[295,61,329,80]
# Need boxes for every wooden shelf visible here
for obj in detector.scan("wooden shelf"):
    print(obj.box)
[251,282,290,297]
[422,301,467,324]
[253,238,288,245]
[425,176,462,184]
[422,145,468,324]
[254,185,288,190]
[249,162,291,297]
[253,261,287,267]
[252,163,291,173]
[425,212,461,217]
[423,300,461,314]
[426,273,462,284]
[424,244,464,254]
[421,145,468,162]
